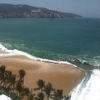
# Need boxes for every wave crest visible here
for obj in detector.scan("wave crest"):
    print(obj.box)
[70,69,100,100]
[68,55,100,67]
[1,42,100,67]
[0,43,77,67]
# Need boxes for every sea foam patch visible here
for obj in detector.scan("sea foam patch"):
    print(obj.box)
[70,69,100,100]
[0,94,12,100]
[0,43,77,67]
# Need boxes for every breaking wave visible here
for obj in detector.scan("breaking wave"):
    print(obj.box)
[1,42,100,67]
[0,43,77,67]
[67,55,100,67]
[70,69,100,100]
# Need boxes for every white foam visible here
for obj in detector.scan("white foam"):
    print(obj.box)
[0,44,8,51]
[77,56,100,66]
[0,43,77,67]
[70,69,100,100]
[0,94,12,100]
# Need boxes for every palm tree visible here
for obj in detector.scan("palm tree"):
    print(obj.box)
[0,65,5,80]
[43,82,53,100]
[27,93,35,100]
[18,69,26,87]
[4,71,12,86]
[52,89,63,100]
[34,79,45,92]
[21,88,30,96]
[19,69,26,79]
[8,74,16,93]
[36,92,44,100]
[0,66,7,86]
[9,74,16,85]
[16,80,23,95]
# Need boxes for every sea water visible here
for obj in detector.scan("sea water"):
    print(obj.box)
[0,18,100,69]
[0,18,100,99]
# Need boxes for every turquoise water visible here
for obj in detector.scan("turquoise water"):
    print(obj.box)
[0,18,100,70]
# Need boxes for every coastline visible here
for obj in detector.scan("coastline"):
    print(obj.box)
[0,44,85,95]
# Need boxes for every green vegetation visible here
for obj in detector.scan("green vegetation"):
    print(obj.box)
[0,65,71,100]
[0,4,82,18]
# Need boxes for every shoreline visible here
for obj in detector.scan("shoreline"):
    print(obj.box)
[0,44,85,95]
[0,46,77,67]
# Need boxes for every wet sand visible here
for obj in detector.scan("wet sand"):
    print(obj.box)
[0,54,85,95]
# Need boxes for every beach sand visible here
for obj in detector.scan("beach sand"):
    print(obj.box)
[0,54,85,95]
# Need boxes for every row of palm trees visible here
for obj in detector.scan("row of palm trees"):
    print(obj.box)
[34,79,63,100]
[0,65,71,100]
[34,79,71,100]
[0,65,26,99]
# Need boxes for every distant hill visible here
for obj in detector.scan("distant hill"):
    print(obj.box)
[0,4,82,18]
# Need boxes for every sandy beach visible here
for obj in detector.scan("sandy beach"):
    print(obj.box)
[0,53,85,95]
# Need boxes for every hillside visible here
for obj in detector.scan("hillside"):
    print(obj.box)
[0,4,82,18]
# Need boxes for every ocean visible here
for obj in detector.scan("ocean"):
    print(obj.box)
[0,18,100,99]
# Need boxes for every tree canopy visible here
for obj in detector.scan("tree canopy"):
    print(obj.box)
[0,65,71,100]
